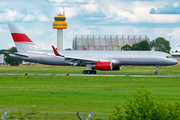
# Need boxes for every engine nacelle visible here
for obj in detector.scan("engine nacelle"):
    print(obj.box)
[95,62,121,71]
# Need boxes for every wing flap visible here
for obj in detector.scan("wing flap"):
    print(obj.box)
[64,56,99,66]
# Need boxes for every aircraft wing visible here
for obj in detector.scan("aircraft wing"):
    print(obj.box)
[52,46,108,66]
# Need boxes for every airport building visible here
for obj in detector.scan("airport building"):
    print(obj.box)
[170,48,180,58]
[72,35,150,50]
[0,54,5,65]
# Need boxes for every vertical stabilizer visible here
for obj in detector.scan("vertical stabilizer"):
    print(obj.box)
[8,24,40,52]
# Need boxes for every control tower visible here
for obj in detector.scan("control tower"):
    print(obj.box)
[53,8,67,50]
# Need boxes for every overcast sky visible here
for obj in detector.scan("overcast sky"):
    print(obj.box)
[0,0,180,50]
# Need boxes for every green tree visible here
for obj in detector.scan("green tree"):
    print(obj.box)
[65,48,72,50]
[150,37,171,53]
[4,47,21,66]
[0,49,5,54]
[131,40,150,51]
[121,41,150,51]
[121,44,132,51]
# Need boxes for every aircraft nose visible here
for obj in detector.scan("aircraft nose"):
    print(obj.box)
[173,59,178,65]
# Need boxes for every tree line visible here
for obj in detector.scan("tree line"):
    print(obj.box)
[121,37,171,53]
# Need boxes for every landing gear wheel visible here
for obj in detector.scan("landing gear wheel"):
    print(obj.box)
[87,70,92,74]
[154,65,160,75]
[154,71,158,75]
[92,70,96,74]
[83,70,87,74]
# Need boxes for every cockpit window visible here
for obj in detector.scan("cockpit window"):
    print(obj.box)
[166,56,173,58]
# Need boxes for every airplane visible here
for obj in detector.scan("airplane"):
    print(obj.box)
[7,24,178,75]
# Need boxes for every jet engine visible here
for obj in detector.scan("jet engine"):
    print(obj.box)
[95,62,121,71]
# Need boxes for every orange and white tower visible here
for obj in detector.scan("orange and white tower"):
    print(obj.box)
[53,7,67,50]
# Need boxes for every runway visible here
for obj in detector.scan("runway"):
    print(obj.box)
[0,73,180,77]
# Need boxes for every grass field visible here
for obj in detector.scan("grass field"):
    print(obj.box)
[0,63,180,75]
[0,58,180,119]
[0,75,180,119]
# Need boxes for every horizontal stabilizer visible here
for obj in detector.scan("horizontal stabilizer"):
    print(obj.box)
[9,52,29,58]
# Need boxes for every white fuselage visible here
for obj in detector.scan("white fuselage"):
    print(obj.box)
[10,50,178,66]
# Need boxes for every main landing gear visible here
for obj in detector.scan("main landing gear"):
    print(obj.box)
[83,64,97,74]
[83,70,96,74]
[154,65,160,75]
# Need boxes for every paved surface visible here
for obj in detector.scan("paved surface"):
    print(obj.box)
[0,73,180,77]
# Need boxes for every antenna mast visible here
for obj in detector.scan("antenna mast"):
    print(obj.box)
[63,7,65,16]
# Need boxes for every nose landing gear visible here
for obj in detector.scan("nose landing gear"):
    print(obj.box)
[154,65,160,75]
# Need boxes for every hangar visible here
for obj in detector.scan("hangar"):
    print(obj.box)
[72,35,150,50]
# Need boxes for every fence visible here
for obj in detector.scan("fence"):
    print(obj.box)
[0,110,112,120]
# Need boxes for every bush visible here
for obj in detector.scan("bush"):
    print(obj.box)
[109,89,180,120]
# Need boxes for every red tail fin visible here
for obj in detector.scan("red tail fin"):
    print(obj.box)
[8,24,39,51]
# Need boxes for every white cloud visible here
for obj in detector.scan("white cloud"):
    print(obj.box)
[100,1,180,23]
[55,7,81,18]
[27,28,43,36]
[49,0,180,23]
[48,0,64,2]
[66,25,92,36]
[82,0,99,13]
[42,32,57,49]
[173,2,179,8]
[50,0,99,18]
[72,0,87,3]
[0,1,10,6]
[167,28,180,48]
[0,9,24,22]
[0,25,6,33]
[37,14,49,22]
[23,14,35,22]
[48,0,87,5]
[48,0,65,6]
[167,28,180,43]
[23,14,48,22]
